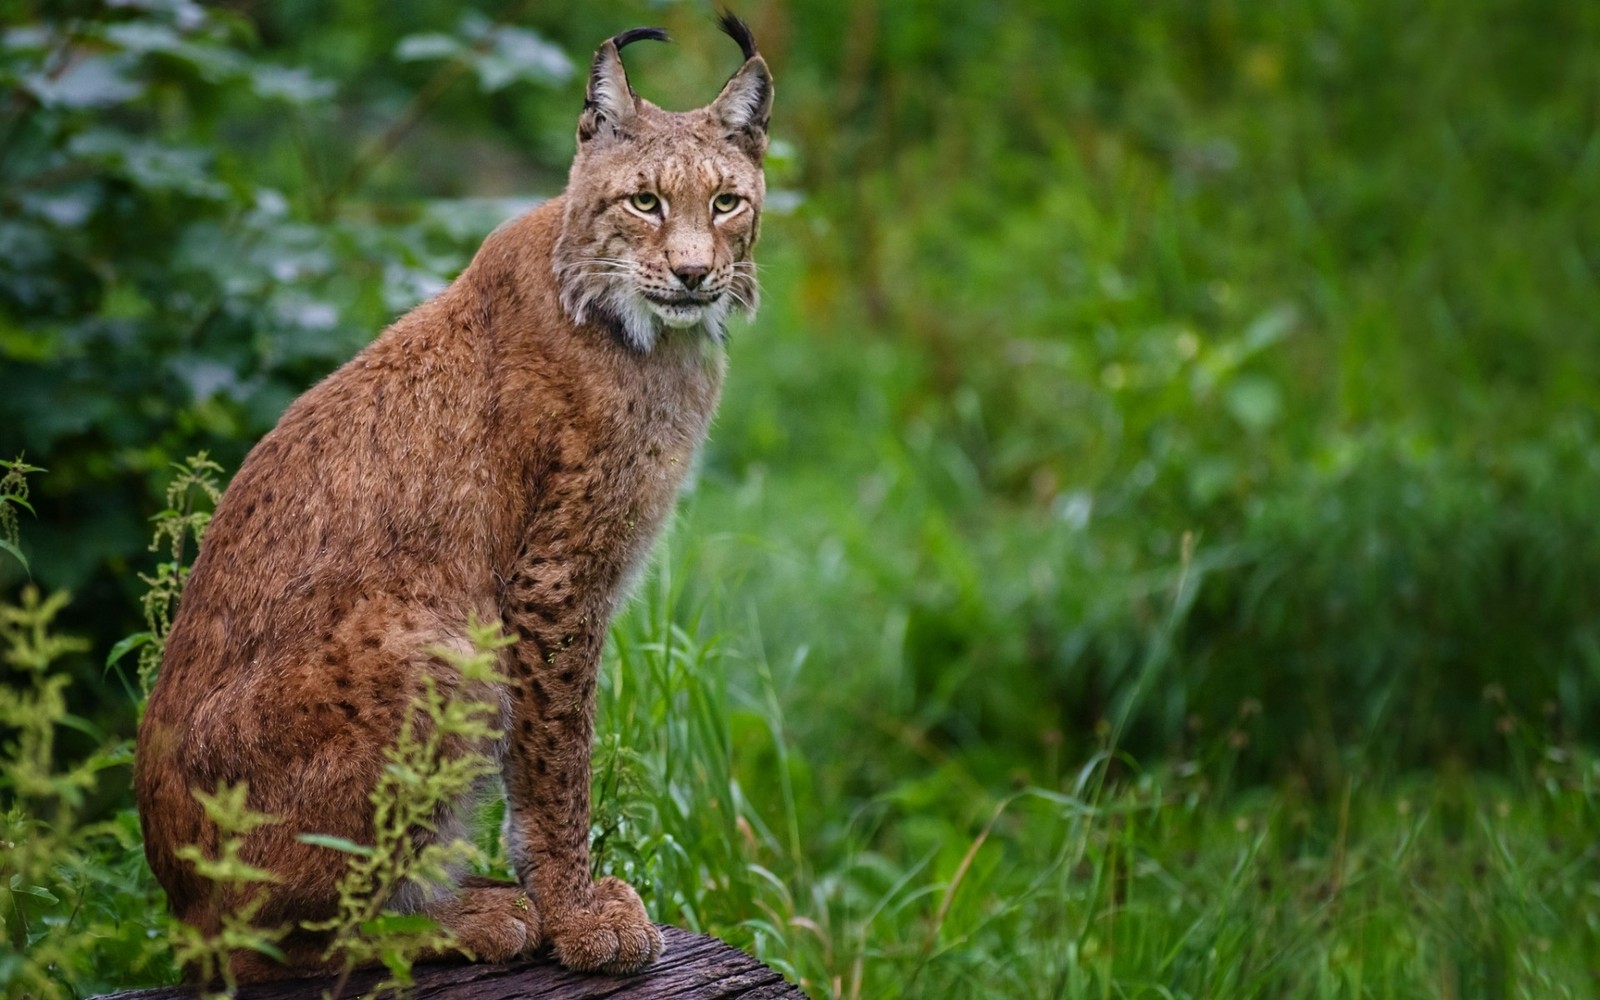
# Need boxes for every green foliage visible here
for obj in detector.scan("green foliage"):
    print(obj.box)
[0,582,165,997]
[127,453,223,695]
[591,551,1600,997]
[589,548,782,937]
[681,0,1600,779]
[0,462,168,997]
[0,1,564,644]
[0,458,42,574]
[394,12,573,95]
[1,589,91,799]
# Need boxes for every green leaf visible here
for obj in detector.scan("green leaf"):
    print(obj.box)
[101,21,187,58]
[297,833,374,857]
[2,26,51,54]
[473,27,573,92]
[1224,375,1284,433]
[1240,303,1297,355]
[249,65,336,104]
[245,940,288,962]
[381,949,417,983]
[8,875,59,905]
[106,631,153,669]
[395,33,461,62]
[56,712,109,742]
[24,54,143,108]
[0,537,27,573]
[360,913,440,937]
[178,851,282,884]
[67,131,228,200]
[1187,455,1241,505]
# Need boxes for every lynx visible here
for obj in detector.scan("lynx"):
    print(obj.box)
[134,15,771,982]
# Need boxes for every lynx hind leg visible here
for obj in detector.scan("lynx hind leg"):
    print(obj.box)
[548,876,664,974]
[227,880,540,983]
[228,931,338,984]
[421,876,543,963]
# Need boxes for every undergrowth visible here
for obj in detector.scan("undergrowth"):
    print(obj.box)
[3,461,1599,998]
[590,522,1600,998]
[1,460,165,996]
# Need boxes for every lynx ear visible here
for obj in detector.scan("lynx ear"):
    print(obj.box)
[709,12,771,157]
[578,27,668,144]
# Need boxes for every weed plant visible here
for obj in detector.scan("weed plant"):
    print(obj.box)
[1,462,167,995]
[166,783,287,995]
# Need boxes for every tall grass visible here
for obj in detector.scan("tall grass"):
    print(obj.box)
[591,530,1600,997]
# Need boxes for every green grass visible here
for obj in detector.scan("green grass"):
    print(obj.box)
[8,542,1600,996]
[592,543,1600,997]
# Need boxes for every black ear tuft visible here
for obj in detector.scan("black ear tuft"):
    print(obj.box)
[613,26,670,51]
[580,27,669,144]
[717,10,758,61]
[707,11,770,158]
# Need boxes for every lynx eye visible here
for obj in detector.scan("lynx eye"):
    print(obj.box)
[628,192,661,214]
[712,192,742,214]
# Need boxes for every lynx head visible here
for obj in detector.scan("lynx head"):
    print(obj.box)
[553,12,772,352]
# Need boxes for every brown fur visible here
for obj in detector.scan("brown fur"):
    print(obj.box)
[134,18,771,981]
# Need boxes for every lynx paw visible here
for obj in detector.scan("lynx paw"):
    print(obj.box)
[547,877,664,975]
[433,883,543,963]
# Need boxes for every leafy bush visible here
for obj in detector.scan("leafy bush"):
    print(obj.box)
[0,1,563,660]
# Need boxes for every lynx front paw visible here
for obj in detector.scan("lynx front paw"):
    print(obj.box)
[547,876,664,975]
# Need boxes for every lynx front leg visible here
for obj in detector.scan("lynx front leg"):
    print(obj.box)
[501,579,663,974]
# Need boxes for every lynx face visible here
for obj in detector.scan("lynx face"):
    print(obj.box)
[554,21,772,352]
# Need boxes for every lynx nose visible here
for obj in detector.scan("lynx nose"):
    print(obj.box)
[672,264,710,290]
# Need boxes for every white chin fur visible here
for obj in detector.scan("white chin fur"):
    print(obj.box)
[649,301,708,329]
[561,276,733,353]
[614,291,732,351]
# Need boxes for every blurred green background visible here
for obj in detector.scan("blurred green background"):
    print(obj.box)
[4,0,1600,995]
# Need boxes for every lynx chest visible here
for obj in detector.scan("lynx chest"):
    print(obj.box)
[511,336,724,603]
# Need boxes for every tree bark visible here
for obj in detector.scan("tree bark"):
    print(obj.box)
[94,926,803,999]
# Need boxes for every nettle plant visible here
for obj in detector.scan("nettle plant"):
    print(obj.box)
[302,619,514,993]
[1,457,167,998]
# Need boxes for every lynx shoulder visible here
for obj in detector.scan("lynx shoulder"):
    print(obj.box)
[134,14,771,982]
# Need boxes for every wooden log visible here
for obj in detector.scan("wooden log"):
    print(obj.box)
[94,926,803,999]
